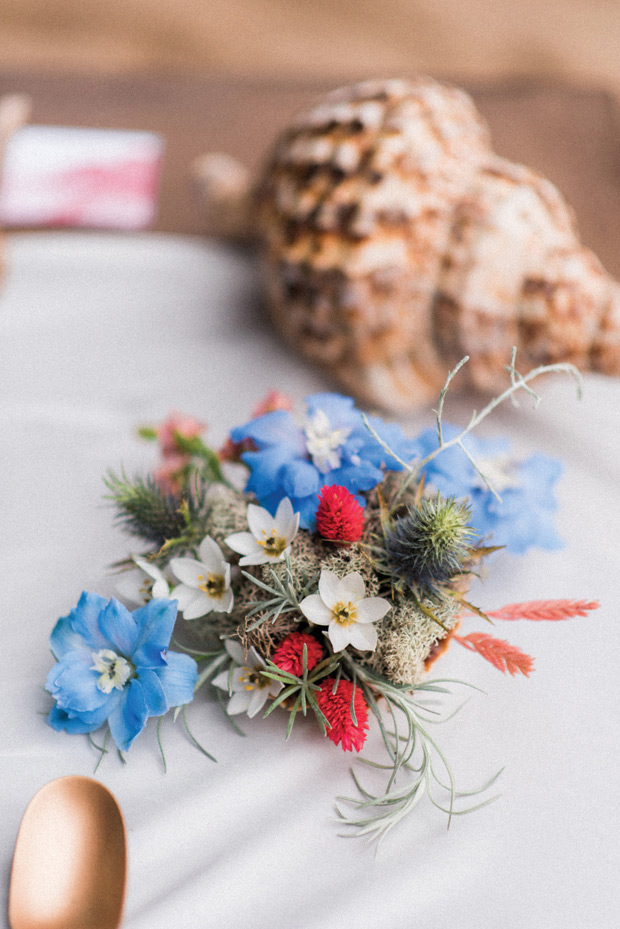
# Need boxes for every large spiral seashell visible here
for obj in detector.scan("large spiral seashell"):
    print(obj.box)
[196,77,620,410]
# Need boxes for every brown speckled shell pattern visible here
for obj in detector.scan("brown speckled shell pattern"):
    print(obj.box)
[254,78,620,410]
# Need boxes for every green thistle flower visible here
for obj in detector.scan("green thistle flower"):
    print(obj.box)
[380,494,476,597]
[104,471,207,549]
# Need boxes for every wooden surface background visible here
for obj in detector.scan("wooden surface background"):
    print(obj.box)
[2,2,620,276]
[1,0,619,97]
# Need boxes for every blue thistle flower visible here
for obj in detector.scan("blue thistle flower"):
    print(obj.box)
[380,495,477,598]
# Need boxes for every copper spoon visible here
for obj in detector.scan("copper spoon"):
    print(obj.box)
[8,776,127,929]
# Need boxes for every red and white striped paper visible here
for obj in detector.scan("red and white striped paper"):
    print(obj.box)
[0,125,164,229]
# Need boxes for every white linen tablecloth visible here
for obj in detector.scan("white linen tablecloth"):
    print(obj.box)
[1,232,619,929]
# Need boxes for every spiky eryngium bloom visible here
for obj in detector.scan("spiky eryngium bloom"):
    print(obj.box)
[104,471,208,549]
[378,494,476,599]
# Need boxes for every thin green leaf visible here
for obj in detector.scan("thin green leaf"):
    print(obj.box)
[181,706,217,762]
[263,684,300,717]
[156,716,167,773]
[216,690,246,736]
[285,695,302,740]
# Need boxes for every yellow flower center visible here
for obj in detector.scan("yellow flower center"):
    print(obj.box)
[257,530,287,558]
[331,600,358,627]
[138,578,154,601]
[197,572,226,598]
[239,666,269,692]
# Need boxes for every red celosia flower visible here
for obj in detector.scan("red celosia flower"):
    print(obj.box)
[315,677,369,752]
[272,632,323,676]
[315,485,364,543]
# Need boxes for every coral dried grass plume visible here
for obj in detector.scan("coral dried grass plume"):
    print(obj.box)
[454,632,534,677]
[196,77,620,412]
[487,599,599,621]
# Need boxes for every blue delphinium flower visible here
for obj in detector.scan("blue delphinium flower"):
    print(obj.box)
[46,592,198,751]
[412,424,563,554]
[229,392,417,530]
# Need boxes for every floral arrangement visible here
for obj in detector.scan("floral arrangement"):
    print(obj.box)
[45,355,598,843]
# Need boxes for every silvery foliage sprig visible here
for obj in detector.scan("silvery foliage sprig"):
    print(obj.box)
[335,656,502,846]
[363,349,582,505]
[241,553,319,632]
[255,645,342,739]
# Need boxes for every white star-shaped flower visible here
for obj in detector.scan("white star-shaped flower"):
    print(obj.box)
[304,408,351,473]
[225,497,299,566]
[212,639,282,717]
[169,536,234,620]
[300,569,391,652]
[115,556,171,605]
